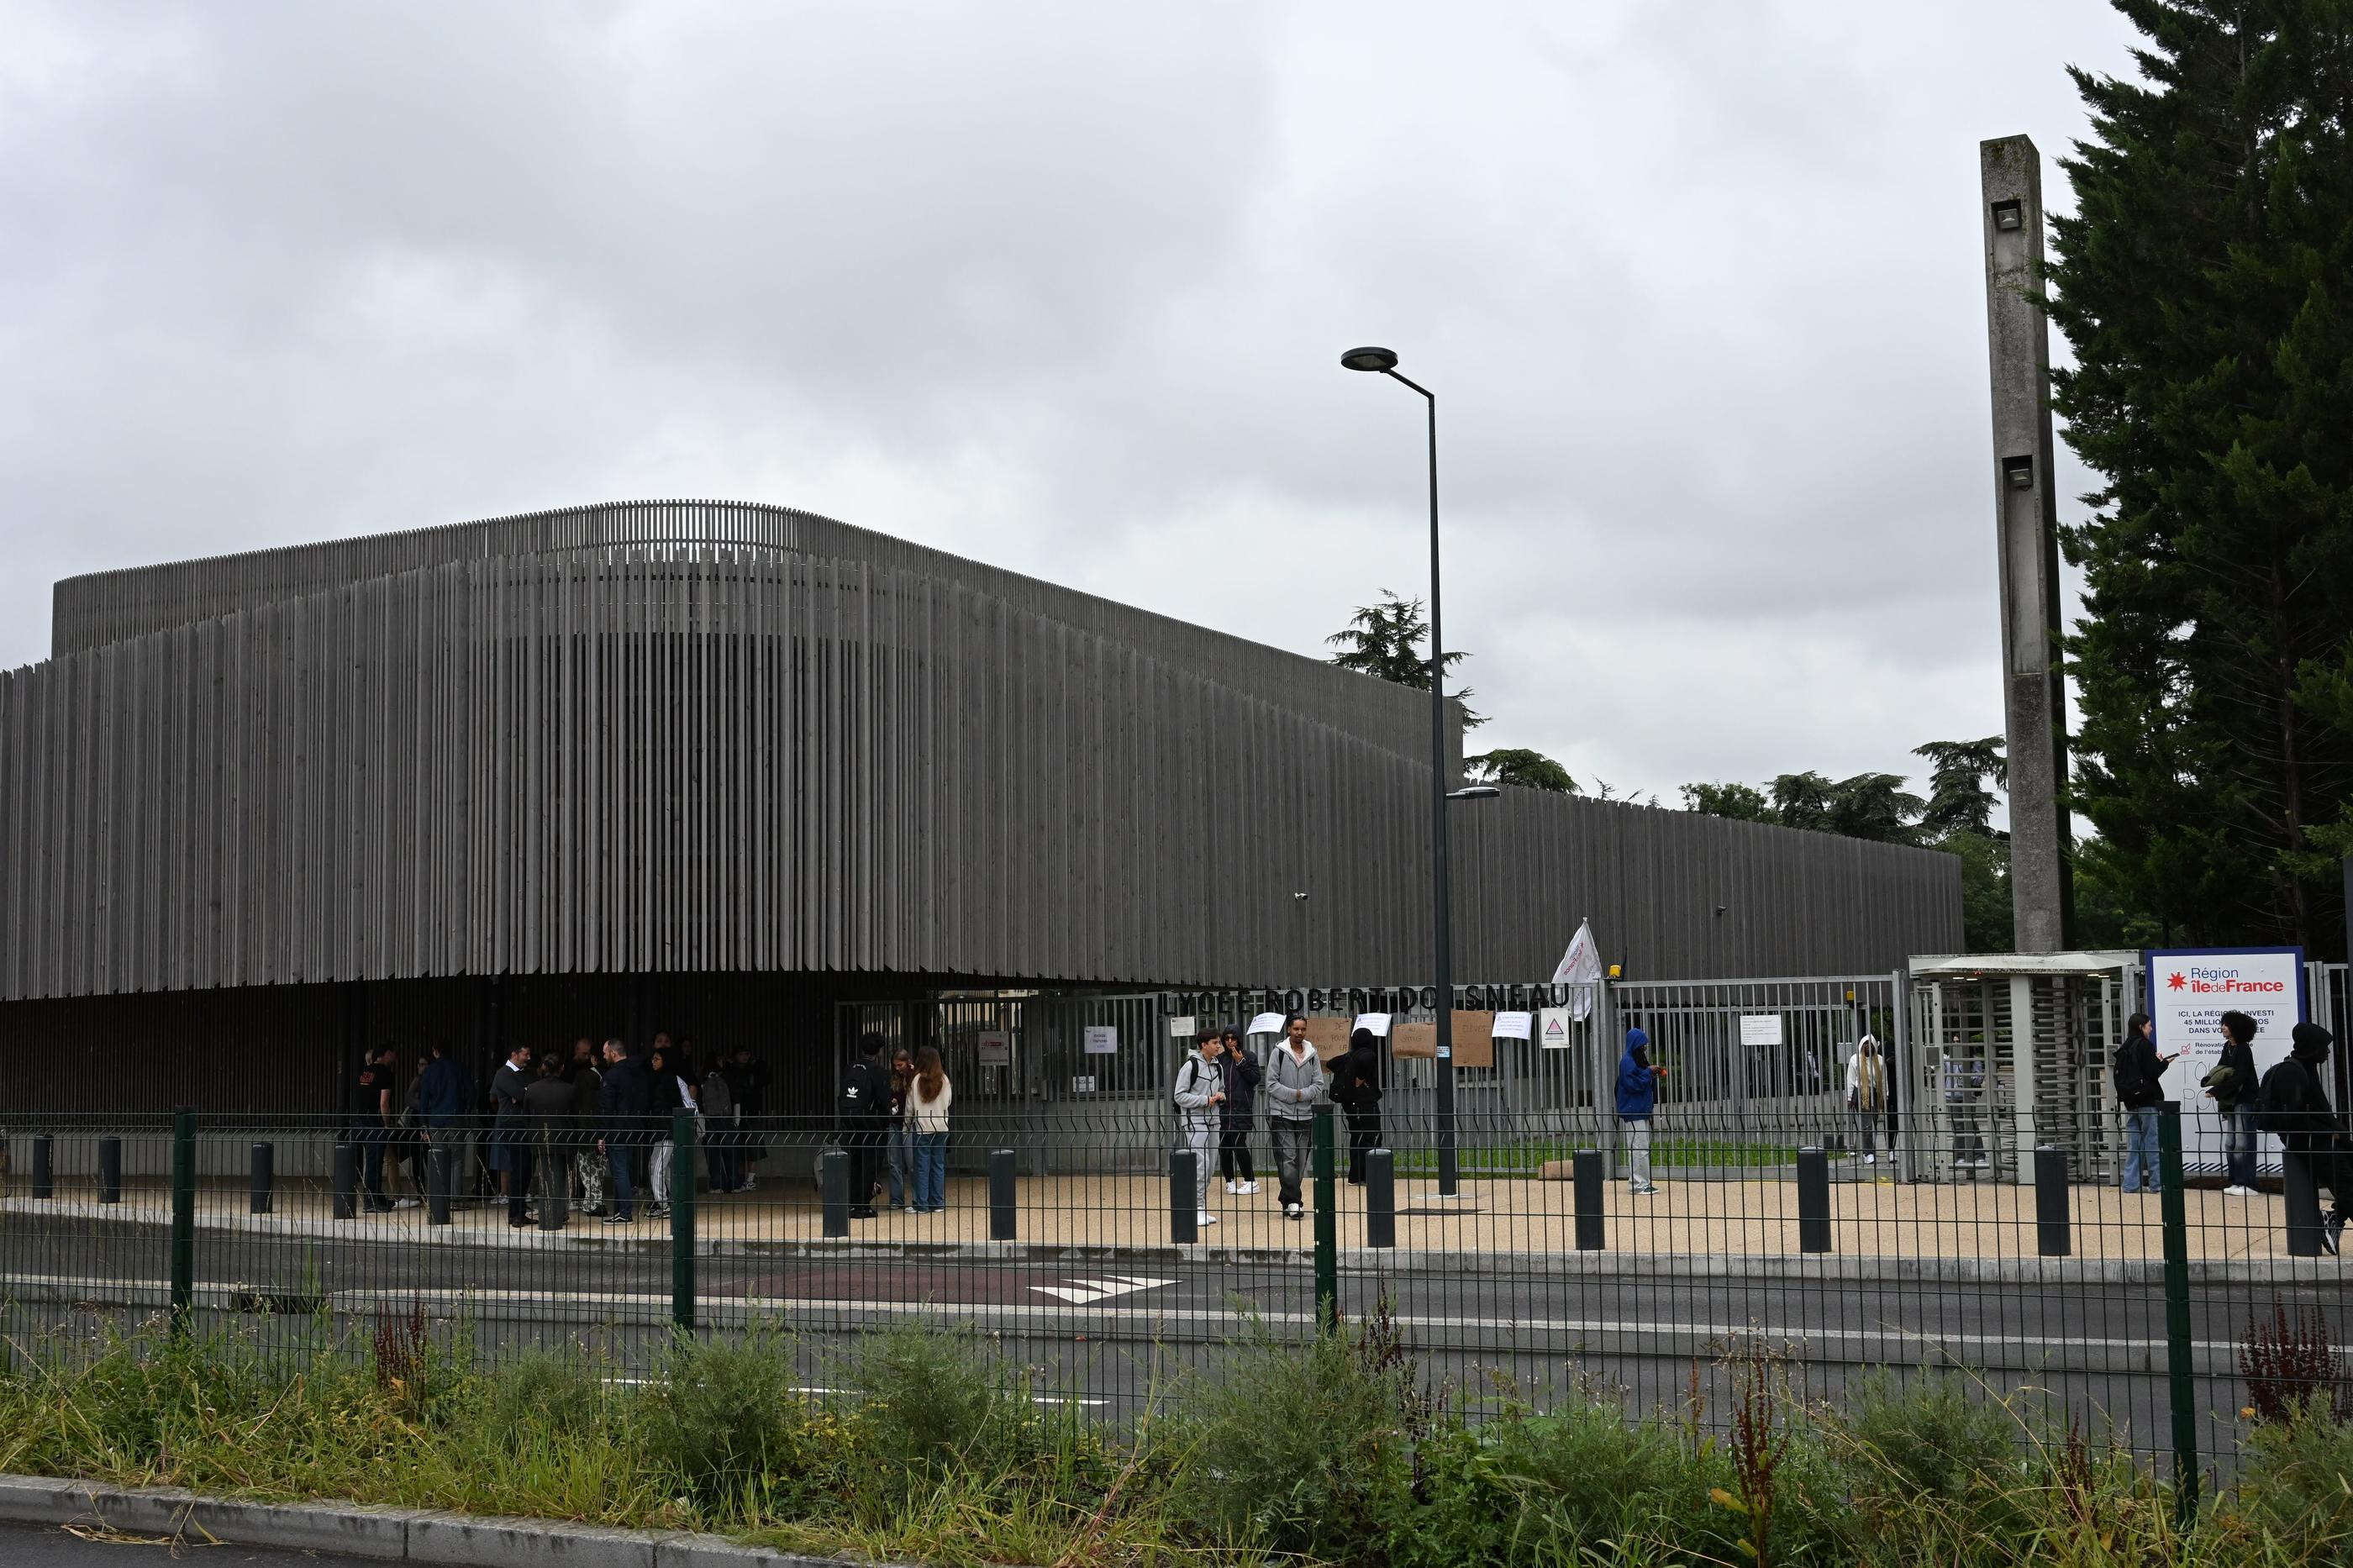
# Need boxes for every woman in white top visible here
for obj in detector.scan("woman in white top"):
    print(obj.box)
[907,1046,954,1213]
[1845,1035,1888,1167]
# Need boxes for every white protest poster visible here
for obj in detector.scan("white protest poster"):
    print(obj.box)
[1740,1014,1784,1047]
[1492,1011,1533,1040]
[1550,919,1604,1021]
[1245,1011,1287,1037]
[2146,945,2305,1174]
[976,1030,1011,1066]
[1538,1007,1571,1050]
[1353,1013,1392,1037]
[1168,1016,1198,1039]
[1082,1024,1119,1056]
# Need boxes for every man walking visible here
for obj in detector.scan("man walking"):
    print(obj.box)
[1261,1015,1324,1221]
[1173,1030,1224,1228]
[2257,1023,2350,1255]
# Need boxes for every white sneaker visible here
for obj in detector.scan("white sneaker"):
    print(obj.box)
[1224,1181,1237,1194]
[2224,1184,2256,1197]
[1285,1202,1303,1219]
[1864,1155,1877,1166]
[1236,1181,1259,1195]
[393,1197,421,1210]
[1630,1182,1657,1195]
[1197,1210,1219,1226]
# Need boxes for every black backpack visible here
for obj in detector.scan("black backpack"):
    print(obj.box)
[2111,1043,2152,1107]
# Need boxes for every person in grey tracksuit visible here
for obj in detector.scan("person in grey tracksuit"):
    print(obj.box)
[1172,1034,1226,1226]
[1261,1015,1327,1220]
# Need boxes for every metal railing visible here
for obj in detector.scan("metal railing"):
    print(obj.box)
[0,1101,2343,1482]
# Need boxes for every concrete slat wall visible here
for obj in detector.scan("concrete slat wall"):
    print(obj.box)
[3,509,1962,1003]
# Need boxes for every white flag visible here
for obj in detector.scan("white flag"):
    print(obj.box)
[1551,918,1603,1022]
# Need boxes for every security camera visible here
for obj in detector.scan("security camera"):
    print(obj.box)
[1293,892,1309,902]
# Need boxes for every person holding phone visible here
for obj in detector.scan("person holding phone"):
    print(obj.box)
[2113,1012,2180,1194]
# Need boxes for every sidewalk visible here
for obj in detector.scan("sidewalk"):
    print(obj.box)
[0,1171,2305,1263]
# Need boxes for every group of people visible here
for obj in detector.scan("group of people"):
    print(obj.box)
[834,1034,955,1218]
[346,1033,771,1227]
[2116,1008,2350,1252]
[1175,1017,1385,1224]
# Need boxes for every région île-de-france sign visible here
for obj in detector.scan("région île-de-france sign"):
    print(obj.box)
[2145,944,2307,1174]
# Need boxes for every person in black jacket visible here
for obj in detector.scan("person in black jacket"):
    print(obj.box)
[1333,1029,1384,1185]
[597,1039,654,1223]
[2256,1023,2350,1255]
[2113,1012,2179,1194]
[1217,1028,1261,1195]
[489,1042,535,1226]
[2202,1010,2262,1196]
[839,1034,892,1220]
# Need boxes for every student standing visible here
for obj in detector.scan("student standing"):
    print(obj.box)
[699,1055,738,1194]
[839,1035,892,1220]
[1172,1032,1225,1228]
[597,1039,653,1223]
[522,1053,575,1227]
[354,1046,397,1213]
[490,1042,534,1218]
[730,1044,768,1191]
[2113,1012,2178,1194]
[1333,1029,1384,1185]
[2256,1023,2350,1253]
[1845,1035,1889,1168]
[1617,1026,1663,1195]
[907,1046,954,1213]
[1218,1028,1261,1195]
[567,1039,605,1214]
[2203,1010,2261,1196]
[886,1047,916,1212]
[1262,1016,1325,1220]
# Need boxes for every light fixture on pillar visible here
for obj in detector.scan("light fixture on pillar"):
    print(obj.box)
[2004,455,2035,490]
[1992,199,2024,231]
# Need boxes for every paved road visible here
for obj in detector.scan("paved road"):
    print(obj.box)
[0,1520,383,1566]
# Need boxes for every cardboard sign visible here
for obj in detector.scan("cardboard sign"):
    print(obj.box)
[1390,1013,1496,1068]
[1304,1017,1354,1062]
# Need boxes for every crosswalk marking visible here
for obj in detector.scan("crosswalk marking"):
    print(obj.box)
[1028,1275,1174,1305]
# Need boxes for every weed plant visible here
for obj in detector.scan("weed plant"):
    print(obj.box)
[0,1309,2348,1566]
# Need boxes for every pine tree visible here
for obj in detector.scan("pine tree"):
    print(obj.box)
[1464,748,1579,793]
[2046,0,2353,950]
[1324,590,1482,724]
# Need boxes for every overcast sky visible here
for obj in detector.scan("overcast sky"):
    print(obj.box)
[2,0,2141,804]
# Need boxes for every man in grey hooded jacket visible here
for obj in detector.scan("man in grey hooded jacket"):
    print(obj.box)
[1172,1034,1225,1227]
[1261,1016,1326,1220]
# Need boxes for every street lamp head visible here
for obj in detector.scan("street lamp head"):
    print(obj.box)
[1340,345,1400,373]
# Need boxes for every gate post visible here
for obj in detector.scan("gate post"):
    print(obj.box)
[2158,1102,2198,1523]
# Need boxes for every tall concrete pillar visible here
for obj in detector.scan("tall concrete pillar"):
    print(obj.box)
[1981,134,2074,953]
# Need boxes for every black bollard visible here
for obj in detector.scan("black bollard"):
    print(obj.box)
[1171,1148,1198,1244]
[2034,1145,2071,1257]
[331,1142,358,1219]
[1797,1146,1831,1253]
[2285,1153,2325,1258]
[250,1142,275,1215]
[31,1134,52,1199]
[988,1149,1017,1241]
[1573,1149,1606,1251]
[1366,1148,1396,1249]
[427,1144,452,1226]
[820,1149,850,1239]
[97,1136,122,1205]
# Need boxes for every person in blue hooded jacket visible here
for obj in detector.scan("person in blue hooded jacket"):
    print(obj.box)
[1616,1026,1665,1194]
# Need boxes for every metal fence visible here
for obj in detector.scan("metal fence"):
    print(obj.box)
[2,1099,2345,1481]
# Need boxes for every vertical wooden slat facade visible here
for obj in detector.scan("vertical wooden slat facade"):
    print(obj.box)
[3,499,1960,1018]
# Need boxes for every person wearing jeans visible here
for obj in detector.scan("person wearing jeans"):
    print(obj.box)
[2113,1011,2177,1194]
[2203,1010,2261,1196]
[1616,1025,1663,1194]
[1261,1017,1325,1220]
[905,1047,953,1213]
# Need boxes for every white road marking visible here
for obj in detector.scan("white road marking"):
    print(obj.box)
[1028,1275,1175,1304]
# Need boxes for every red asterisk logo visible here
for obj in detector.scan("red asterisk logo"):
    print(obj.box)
[2166,972,2187,991]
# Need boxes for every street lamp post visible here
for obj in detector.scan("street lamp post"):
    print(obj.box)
[1342,345,1470,1196]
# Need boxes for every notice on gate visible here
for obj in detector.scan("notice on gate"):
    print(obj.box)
[1082,1024,1119,1055]
[1538,1007,1571,1050]
[977,1030,1011,1066]
[1168,1016,1197,1038]
[1740,1014,1784,1047]
[1492,1011,1532,1040]
[2145,944,2306,1174]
